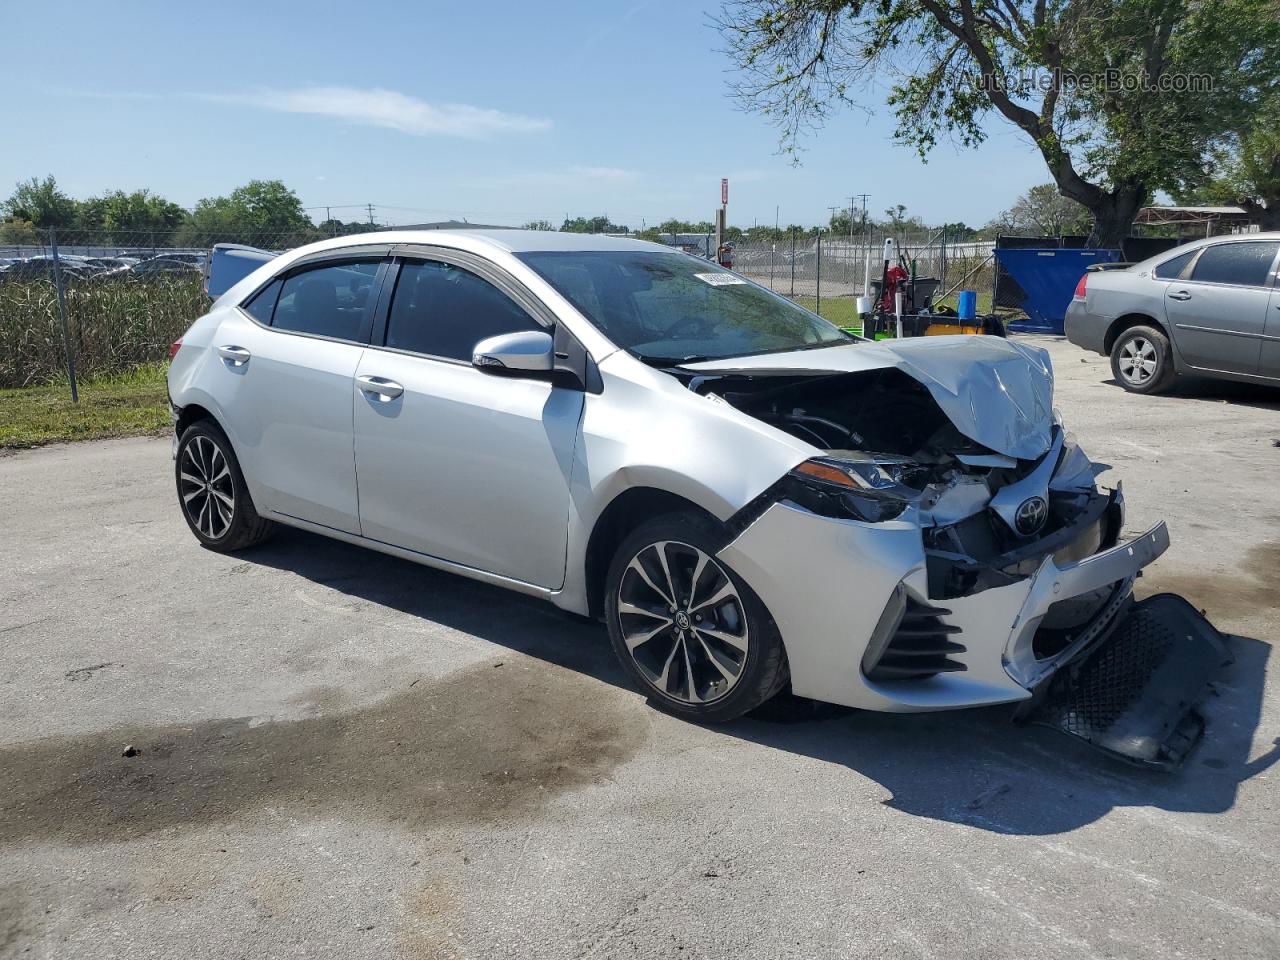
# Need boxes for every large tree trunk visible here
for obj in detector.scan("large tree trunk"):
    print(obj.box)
[1241,199,1280,231]
[1084,183,1147,248]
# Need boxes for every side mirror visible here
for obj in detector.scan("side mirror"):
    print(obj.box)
[472,330,554,375]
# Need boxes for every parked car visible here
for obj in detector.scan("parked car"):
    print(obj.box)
[82,256,137,273]
[168,230,1171,725]
[1066,232,1280,392]
[0,257,92,283]
[129,256,203,278]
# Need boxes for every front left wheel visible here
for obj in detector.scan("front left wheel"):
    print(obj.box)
[175,420,274,551]
[604,512,788,723]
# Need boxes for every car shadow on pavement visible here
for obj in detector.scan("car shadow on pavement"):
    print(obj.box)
[245,526,1277,838]
[1102,376,1280,411]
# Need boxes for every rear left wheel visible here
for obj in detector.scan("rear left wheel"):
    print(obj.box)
[1111,325,1175,394]
[175,420,274,551]
[604,513,788,723]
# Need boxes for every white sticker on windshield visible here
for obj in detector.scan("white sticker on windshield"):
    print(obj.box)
[695,272,746,286]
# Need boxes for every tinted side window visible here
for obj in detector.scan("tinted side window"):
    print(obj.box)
[242,277,282,325]
[1190,242,1280,287]
[1153,250,1195,280]
[385,260,541,361]
[273,261,381,340]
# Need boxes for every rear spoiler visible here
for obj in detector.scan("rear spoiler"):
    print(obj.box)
[204,242,279,299]
[1086,261,1132,273]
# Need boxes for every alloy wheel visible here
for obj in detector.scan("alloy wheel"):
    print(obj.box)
[179,435,235,539]
[1118,336,1157,385]
[616,540,749,704]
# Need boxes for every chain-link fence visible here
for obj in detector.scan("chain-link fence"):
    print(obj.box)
[724,231,996,322]
[2,226,1006,392]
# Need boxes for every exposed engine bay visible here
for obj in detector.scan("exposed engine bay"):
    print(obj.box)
[679,367,1119,609]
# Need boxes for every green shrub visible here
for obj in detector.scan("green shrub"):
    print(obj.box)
[0,275,206,387]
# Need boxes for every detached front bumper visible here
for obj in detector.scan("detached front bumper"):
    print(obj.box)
[719,499,1169,712]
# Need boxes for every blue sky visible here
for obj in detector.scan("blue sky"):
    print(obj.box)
[2,0,1051,229]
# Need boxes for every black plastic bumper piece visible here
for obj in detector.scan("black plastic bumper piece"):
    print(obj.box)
[1028,593,1233,771]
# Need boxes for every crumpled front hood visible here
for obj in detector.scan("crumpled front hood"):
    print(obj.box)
[680,336,1055,460]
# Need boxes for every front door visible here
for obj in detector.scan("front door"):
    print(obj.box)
[352,256,583,588]
[1165,239,1279,375]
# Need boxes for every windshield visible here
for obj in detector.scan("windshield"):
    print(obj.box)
[517,250,854,362]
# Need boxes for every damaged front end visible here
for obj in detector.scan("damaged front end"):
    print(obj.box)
[684,343,1226,768]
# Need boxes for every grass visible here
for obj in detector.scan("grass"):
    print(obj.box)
[0,363,170,449]
[1,275,204,388]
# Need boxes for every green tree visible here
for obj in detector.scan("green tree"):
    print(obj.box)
[176,180,318,246]
[77,189,187,243]
[997,184,1092,236]
[2,175,79,230]
[1182,97,1280,230]
[721,0,1280,245]
[560,215,627,234]
[522,219,556,231]
[0,219,40,244]
[939,221,977,241]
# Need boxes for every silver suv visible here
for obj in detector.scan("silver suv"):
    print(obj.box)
[1065,233,1280,393]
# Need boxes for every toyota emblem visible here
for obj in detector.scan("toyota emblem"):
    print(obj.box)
[1014,496,1048,536]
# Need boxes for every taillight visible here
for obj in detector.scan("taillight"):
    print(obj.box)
[168,338,183,360]
[1073,273,1088,300]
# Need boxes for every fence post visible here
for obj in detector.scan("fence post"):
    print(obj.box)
[789,229,796,297]
[49,229,79,403]
[769,241,776,291]
[815,232,822,316]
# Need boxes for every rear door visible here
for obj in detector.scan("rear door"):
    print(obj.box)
[1164,239,1279,375]
[352,252,584,588]
[216,254,388,534]
[1262,285,1280,380]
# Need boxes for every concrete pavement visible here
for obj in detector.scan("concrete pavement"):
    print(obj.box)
[1,336,1277,959]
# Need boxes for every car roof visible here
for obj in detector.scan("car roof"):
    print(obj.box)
[299,228,674,257]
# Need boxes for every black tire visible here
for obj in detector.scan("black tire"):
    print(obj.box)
[175,419,274,551]
[1110,324,1176,394]
[604,511,789,723]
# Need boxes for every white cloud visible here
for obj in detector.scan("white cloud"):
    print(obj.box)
[205,87,550,139]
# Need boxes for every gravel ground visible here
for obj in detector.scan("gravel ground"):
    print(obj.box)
[1,335,1277,960]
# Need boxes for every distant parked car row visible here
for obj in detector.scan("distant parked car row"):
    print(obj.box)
[0,252,206,284]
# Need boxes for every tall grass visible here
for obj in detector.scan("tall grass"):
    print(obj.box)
[0,275,206,387]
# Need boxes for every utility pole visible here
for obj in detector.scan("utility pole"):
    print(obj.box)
[853,193,872,301]
[366,203,375,226]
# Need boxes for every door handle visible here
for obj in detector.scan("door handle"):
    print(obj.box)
[356,375,404,401]
[216,344,251,365]
[1168,290,1192,301]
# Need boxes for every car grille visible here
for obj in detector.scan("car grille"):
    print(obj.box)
[865,598,967,681]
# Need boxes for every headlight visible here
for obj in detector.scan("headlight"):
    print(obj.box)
[787,455,921,523]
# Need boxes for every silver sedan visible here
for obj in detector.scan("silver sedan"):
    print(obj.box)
[168,230,1168,723]
[1066,232,1280,393]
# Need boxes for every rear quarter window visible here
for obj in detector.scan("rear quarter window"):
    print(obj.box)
[1153,250,1195,280]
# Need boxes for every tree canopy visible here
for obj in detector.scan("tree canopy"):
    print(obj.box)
[720,0,1280,245]
[2,176,79,230]
[176,180,315,246]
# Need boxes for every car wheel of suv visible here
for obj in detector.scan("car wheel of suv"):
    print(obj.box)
[1111,325,1175,394]
[604,512,788,723]
[175,420,274,551]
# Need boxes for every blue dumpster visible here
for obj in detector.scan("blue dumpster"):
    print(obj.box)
[994,248,1121,334]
